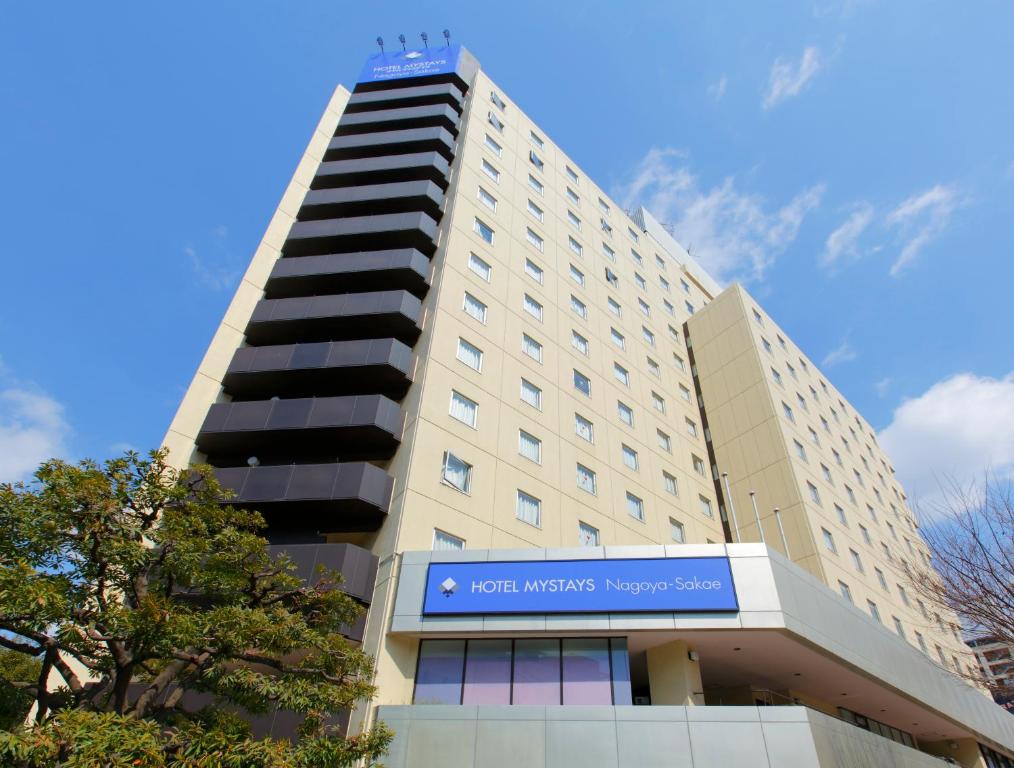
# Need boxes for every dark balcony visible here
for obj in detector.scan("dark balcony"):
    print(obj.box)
[196,394,404,463]
[283,210,439,257]
[268,542,378,604]
[244,290,422,347]
[310,152,450,191]
[335,103,460,136]
[297,180,444,222]
[325,126,456,162]
[223,338,414,401]
[214,462,393,533]
[265,249,430,300]
[345,82,464,114]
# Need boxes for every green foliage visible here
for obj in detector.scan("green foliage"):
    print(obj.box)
[0,649,43,730]
[0,450,391,767]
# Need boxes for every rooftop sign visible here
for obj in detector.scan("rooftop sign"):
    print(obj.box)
[358,45,462,84]
[422,557,738,615]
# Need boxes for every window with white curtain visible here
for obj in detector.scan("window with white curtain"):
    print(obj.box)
[441,452,472,493]
[520,378,542,409]
[576,464,597,495]
[463,292,488,323]
[617,401,634,426]
[626,492,645,521]
[456,338,483,371]
[571,331,589,355]
[474,218,494,244]
[523,293,544,321]
[621,444,639,470]
[433,529,465,551]
[522,334,543,363]
[519,430,542,463]
[516,490,541,527]
[578,521,600,546]
[669,518,685,542]
[449,391,478,428]
[468,252,491,282]
[571,295,588,319]
[574,413,594,442]
[524,259,544,284]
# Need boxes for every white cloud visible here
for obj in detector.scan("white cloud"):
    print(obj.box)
[884,184,962,277]
[821,339,857,367]
[0,387,72,483]
[879,372,1014,514]
[708,75,728,101]
[820,202,874,268]
[763,46,822,110]
[185,244,240,291]
[616,147,824,284]
[874,377,892,397]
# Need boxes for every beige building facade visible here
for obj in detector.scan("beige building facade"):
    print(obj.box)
[162,44,1014,767]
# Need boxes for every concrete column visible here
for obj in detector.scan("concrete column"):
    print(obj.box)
[646,640,703,705]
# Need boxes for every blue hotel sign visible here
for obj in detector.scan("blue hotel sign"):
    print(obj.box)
[422,558,738,615]
[359,45,462,84]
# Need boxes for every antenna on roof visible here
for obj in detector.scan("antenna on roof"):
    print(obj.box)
[376,36,384,53]
[420,32,429,48]
[443,29,451,46]
[398,34,406,51]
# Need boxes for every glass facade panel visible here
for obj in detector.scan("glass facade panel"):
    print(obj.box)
[414,640,465,704]
[462,639,512,705]
[562,639,612,704]
[610,638,632,705]
[513,639,561,704]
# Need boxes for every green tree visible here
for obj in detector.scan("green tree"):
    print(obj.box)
[0,449,391,767]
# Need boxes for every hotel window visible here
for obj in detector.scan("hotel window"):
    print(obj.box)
[796,392,808,412]
[867,600,882,623]
[571,295,588,319]
[524,259,544,284]
[568,236,583,256]
[692,455,706,476]
[490,91,506,110]
[601,218,613,235]
[663,472,679,497]
[576,464,597,495]
[484,133,503,156]
[456,338,483,371]
[617,401,634,426]
[520,378,542,410]
[685,301,695,315]
[488,109,505,131]
[613,363,630,386]
[845,485,857,505]
[477,186,497,212]
[565,165,579,184]
[621,444,639,470]
[839,581,854,604]
[449,391,478,428]
[782,402,795,423]
[518,430,542,463]
[657,429,672,453]
[771,368,783,386]
[571,330,589,355]
[787,362,796,379]
[663,299,675,316]
[528,173,544,195]
[607,297,622,316]
[433,529,465,551]
[821,464,832,483]
[481,159,500,183]
[526,227,544,252]
[821,416,830,433]
[853,469,864,488]
[530,130,544,148]
[881,543,892,562]
[529,149,544,170]
[875,568,888,590]
[599,197,610,214]
[835,504,847,526]
[808,482,822,505]
[628,227,640,243]
[603,243,616,262]
[832,448,843,466]
[850,549,864,573]
[859,524,871,545]
[575,413,594,443]
[642,326,656,346]
[566,186,580,205]
[892,616,905,639]
[685,418,698,438]
[468,252,491,282]
[626,492,645,521]
[821,528,837,553]
[680,279,690,294]
[777,335,787,351]
[609,328,625,349]
[464,290,486,320]
[897,585,910,607]
[794,440,807,461]
[441,452,473,494]
[799,359,809,374]
[573,369,591,396]
[670,517,686,542]
[679,385,692,402]
[652,392,666,414]
[605,267,619,286]
[638,298,651,317]
[753,308,763,324]
[569,264,585,285]
[567,209,581,229]
[674,355,687,373]
[474,217,494,244]
[522,334,543,363]
[578,521,600,546]
[647,357,661,378]
[698,495,714,518]
[634,272,647,290]
[527,199,544,221]
[762,337,773,355]
[808,427,820,446]
[523,293,544,321]
[516,490,542,527]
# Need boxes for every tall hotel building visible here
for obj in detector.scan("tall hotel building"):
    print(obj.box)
[162,45,1014,767]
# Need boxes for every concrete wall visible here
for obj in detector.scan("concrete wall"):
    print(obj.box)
[376,704,948,768]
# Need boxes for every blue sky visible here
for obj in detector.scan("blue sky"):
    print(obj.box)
[1,1,1012,510]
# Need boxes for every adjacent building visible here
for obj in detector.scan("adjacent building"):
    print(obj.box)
[969,637,1014,710]
[161,43,1014,767]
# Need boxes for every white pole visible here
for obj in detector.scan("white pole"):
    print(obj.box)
[773,507,791,559]
[749,491,766,544]
[721,472,741,542]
